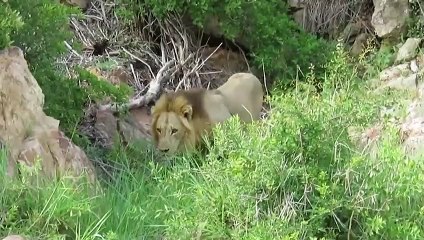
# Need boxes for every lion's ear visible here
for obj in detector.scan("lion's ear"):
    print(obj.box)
[181,104,193,120]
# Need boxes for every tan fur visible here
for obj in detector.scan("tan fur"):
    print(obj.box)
[151,72,264,154]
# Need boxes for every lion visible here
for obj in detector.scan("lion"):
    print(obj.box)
[150,72,264,154]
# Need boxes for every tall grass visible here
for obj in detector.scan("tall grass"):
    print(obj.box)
[1,43,424,239]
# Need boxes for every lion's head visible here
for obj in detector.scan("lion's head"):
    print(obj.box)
[151,92,199,154]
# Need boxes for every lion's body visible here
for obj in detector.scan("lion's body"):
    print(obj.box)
[151,72,264,154]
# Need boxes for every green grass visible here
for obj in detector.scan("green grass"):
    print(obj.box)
[2,0,424,238]
[2,43,424,239]
[0,42,424,239]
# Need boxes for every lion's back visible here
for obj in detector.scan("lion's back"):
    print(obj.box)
[217,72,264,122]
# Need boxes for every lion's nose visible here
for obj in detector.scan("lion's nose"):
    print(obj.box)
[160,148,169,153]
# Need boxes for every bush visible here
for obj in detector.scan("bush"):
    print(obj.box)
[150,43,423,239]
[2,1,424,239]
[0,5,24,49]
[115,0,334,87]
[407,0,424,38]
[4,40,423,239]
[0,0,132,145]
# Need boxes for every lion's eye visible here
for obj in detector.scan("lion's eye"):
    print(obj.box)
[171,128,178,134]
[156,128,161,133]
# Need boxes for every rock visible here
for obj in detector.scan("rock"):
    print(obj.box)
[2,235,26,240]
[395,37,422,63]
[119,116,152,145]
[292,9,306,28]
[348,124,382,160]
[108,67,132,85]
[94,110,119,149]
[350,33,371,57]
[200,15,250,51]
[0,46,96,183]
[371,0,410,39]
[373,61,423,91]
[341,22,362,44]
[288,0,306,8]
[200,47,249,74]
[93,108,151,149]
[400,103,424,159]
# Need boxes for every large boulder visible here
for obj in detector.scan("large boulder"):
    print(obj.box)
[0,46,96,183]
[371,0,410,39]
[351,53,424,160]
[395,37,422,63]
[92,108,152,149]
[3,235,27,240]
[2,235,26,240]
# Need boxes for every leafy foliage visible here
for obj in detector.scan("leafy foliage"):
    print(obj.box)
[0,0,132,143]
[0,5,24,49]
[116,0,334,86]
[407,0,424,38]
[1,0,424,239]
[2,40,423,239]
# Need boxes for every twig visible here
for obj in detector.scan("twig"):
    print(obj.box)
[98,59,176,112]
[64,41,83,59]
[122,47,155,77]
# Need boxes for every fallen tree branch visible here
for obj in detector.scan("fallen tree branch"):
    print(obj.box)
[98,59,176,112]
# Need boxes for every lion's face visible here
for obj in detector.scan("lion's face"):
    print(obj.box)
[153,111,189,154]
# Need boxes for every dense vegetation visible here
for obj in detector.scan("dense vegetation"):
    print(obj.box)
[115,0,334,87]
[1,0,132,146]
[1,0,424,239]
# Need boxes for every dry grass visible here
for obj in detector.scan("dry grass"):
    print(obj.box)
[62,0,246,113]
[298,0,374,40]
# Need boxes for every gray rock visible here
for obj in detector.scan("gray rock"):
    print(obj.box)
[341,22,362,43]
[2,235,27,240]
[288,0,306,8]
[395,38,422,63]
[350,33,371,57]
[371,0,410,39]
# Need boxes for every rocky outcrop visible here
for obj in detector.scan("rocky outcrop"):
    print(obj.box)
[92,108,151,149]
[371,0,410,39]
[0,46,96,182]
[288,0,306,8]
[80,66,153,148]
[395,37,422,63]
[1,235,26,240]
[350,36,424,160]
[350,33,372,57]
[373,61,420,91]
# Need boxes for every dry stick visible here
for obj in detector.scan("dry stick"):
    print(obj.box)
[140,48,161,67]
[98,59,176,112]
[98,41,193,112]
[175,56,200,91]
[122,47,155,77]
[174,42,222,91]
[64,41,83,59]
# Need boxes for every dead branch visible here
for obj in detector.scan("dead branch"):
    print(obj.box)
[98,58,176,112]
[65,0,238,115]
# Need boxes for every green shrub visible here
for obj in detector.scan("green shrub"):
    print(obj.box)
[6,0,80,63]
[0,0,132,145]
[34,67,132,145]
[116,0,333,86]
[407,0,424,38]
[154,41,422,239]
[0,5,24,49]
[1,34,423,239]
